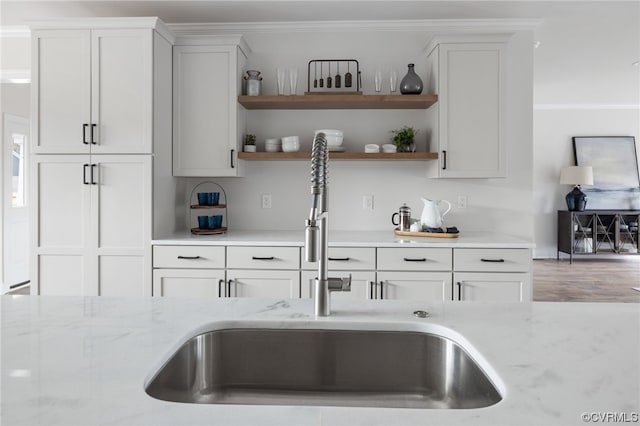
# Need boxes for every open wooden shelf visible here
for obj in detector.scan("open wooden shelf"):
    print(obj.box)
[238,152,438,161]
[238,94,438,110]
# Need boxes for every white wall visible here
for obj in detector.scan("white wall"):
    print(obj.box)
[532,2,640,257]
[177,28,535,243]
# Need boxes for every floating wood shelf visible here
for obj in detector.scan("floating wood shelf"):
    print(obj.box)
[238,152,438,161]
[238,94,438,110]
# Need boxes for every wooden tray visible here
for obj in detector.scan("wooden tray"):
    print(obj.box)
[191,227,227,235]
[394,228,459,238]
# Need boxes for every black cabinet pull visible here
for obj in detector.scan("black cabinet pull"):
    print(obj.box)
[90,164,97,185]
[177,255,201,260]
[480,258,505,263]
[369,281,376,299]
[403,257,427,262]
[218,279,224,298]
[379,281,385,299]
[442,150,447,170]
[82,164,90,184]
[457,282,462,301]
[252,256,274,260]
[230,149,235,168]
[329,257,351,261]
[83,124,89,144]
[90,124,97,144]
[227,280,233,297]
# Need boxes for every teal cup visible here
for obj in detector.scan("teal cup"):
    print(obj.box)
[209,215,223,229]
[197,216,209,229]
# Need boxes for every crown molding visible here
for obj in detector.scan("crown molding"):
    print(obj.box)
[0,26,30,38]
[167,18,541,36]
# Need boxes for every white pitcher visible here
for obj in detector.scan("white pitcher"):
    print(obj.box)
[420,198,452,229]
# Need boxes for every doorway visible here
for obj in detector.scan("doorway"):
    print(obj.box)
[3,113,29,293]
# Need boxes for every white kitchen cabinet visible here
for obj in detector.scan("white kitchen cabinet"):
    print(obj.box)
[227,269,300,298]
[425,37,507,178]
[153,269,226,299]
[454,273,530,302]
[173,38,248,177]
[453,248,532,302]
[152,246,226,298]
[377,271,453,301]
[31,28,155,154]
[31,155,152,296]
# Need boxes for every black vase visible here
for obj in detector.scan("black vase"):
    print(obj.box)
[400,63,423,95]
[565,186,588,211]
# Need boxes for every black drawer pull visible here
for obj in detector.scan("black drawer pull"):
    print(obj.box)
[457,282,462,301]
[82,164,90,184]
[90,123,97,144]
[218,279,224,298]
[252,256,275,260]
[82,124,89,144]
[379,281,385,299]
[329,257,351,261]
[480,258,505,263]
[177,255,201,260]
[403,257,427,262]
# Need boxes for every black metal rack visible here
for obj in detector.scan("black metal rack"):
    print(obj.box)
[306,59,361,94]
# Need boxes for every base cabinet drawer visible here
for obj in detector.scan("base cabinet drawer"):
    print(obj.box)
[377,271,453,301]
[302,247,376,271]
[153,245,225,269]
[301,271,376,301]
[377,248,452,271]
[227,246,300,270]
[454,248,531,272]
[152,269,225,298]
[227,269,300,298]
[454,272,531,302]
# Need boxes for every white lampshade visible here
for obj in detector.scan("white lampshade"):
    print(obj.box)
[560,166,594,186]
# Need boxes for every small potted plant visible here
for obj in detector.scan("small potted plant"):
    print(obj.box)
[390,126,418,153]
[243,134,256,152]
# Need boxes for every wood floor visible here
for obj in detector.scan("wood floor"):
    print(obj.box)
[533,258,640,303]
[8,259,640,302]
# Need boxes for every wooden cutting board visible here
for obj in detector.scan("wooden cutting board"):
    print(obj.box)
[394,228,459,238]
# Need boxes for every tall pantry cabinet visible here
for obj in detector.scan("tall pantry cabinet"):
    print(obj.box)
[30,18,174,296]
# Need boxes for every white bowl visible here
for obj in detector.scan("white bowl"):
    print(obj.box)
[281,136,300,152]
[265,138,281,152]
[382,144,397,153]
[314,129,344,147]
[364,144,380,153]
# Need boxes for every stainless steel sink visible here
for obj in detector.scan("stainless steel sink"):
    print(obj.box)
[145,328,502,409]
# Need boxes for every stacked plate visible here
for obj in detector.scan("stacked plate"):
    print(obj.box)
[382,144,397,153]
[364,144,380,153]
[265,138,281,152]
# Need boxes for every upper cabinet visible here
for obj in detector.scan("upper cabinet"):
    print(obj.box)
[172,37,248,177]
[425,37,508,178]
[31,26,158,154]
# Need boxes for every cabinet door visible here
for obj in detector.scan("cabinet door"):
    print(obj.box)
[173,45,244,177]
[430,42,506,178]
[153,269,226,299]
[31,30,91,154]
[93,155,152,297]
[30,155,91,295]
[454,272,531,302]
[377,271,453,301]
[301,271,376,301]
[90,29,153,154]
[228,269,300,298]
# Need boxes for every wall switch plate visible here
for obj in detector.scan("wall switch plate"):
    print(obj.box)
[363,194,374,210]
[261,194,272,209]
[457,195,468,209]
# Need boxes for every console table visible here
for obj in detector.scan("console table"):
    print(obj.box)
[557,210,640,263]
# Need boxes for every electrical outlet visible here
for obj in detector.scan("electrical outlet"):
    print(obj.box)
[457,195,468,209]
[363,194,374,210]
[261,194,272,209]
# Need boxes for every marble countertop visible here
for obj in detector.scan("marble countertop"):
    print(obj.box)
[1,296,637,425]
[153,230,535,248]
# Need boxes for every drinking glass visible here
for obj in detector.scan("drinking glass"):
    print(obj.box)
[276,68,286,96]
[374,70,382,93]
[389,71,398,94]
[289,68,298,95]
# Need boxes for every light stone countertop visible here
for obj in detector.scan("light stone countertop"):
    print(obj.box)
[153,230,535,248]
[1,296,637,426]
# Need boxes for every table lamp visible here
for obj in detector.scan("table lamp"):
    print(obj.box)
[560,166,594,211]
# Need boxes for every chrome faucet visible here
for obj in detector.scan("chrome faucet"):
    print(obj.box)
[304,132,351,316]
